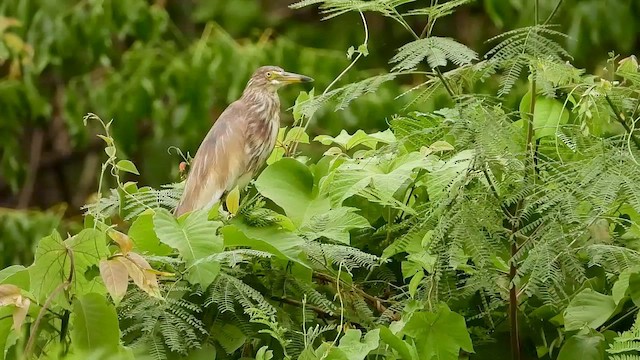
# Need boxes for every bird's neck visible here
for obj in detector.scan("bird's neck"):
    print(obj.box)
[241,90,280,122]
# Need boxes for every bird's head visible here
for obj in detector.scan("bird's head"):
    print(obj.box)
[244,66,314,94]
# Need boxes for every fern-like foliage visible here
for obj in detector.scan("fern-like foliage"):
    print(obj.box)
[289,0,415,20]
[119,285,207,360]
[608,313,640,360]
[485,25,571,96]
[391,37,478,71]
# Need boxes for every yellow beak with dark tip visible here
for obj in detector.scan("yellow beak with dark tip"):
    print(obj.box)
[277,71,314,84]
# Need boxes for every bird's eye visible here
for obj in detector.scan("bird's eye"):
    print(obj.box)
[266,72,273,79]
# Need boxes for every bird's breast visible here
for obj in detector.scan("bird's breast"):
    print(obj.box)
[245,99,280,174]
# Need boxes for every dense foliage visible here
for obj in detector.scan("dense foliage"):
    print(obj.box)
[2,0,640,359]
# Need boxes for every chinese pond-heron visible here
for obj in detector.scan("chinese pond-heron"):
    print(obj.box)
[174,66,313,216]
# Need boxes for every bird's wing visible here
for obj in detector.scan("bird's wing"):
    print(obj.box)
[175,101,249,216]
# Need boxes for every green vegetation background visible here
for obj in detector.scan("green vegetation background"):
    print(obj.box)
[0,0,639,269]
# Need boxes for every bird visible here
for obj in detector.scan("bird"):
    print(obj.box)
[174,66,313,216]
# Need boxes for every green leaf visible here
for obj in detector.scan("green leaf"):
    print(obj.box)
[222,222,309,268]
[564,289,617,331]
[300,207,370,244]
[337,329,380,360]
[188,344,217,360]
[0,265,29,289]
[153,209,223,288]
[255,158,329,226]
[105,146,116,158]
[532,97,570,139]
[378,326,413,360]
[629,273,640,307]
[293,89,313,123]
[284,126,310,145]
[255,346,273,360]
[557,330,605,360]
[128,213,173,255]
[0,307,12,360]
[71,293,120,354]
[314,130,395,150]
[403,304,474,360]
[211,323,246,354]
[116,160,140,175]
[29,229,109,306]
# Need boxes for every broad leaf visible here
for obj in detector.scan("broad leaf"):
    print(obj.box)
[337,329,380,360]
[557,330,605,360]
[564,289,617,331]
[128,213,173,255]
[29,229,109,306]
[71,293,120,354]
[116,254,160,298]
[99,259,129,305]
[403,304,474,360]
[154,209,223,288]
[222,222,309,268]
[0,284,30,331]
[378,326,413,360]
[532,97,570,139]
[0,265,29,289]
[300,207,370,244]
[255,158,325,226]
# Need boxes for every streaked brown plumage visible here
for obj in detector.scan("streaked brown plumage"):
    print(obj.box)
[174,66,313,216]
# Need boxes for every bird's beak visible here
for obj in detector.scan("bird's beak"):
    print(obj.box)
[277,71,314,84]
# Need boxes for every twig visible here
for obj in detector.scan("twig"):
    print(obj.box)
[24,247,75,358]
[272,297,334,318]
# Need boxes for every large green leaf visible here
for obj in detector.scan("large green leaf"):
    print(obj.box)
[532,97,570,139]
[71,293,120,354]
[0,265,29,289]
[337,329,380,360]
[403,304,474,360]
[299,207,370,244]
[557,330,605,360]
[222,222,309,268]
[154,209,223,288]
[322,152,431,207]
[0,308,11,360]
[29,229,109,306]
[564,289,617,331]
[255,158,327,226]
[378,326,414,360]
[128,212,173,255]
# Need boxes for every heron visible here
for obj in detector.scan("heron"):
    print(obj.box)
[174,66,313,216]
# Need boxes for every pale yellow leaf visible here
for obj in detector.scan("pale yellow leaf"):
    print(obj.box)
[99,258,129,305]
[12,297,29,331]
[107,229,133,254]
[0,284,30,331]
[226,187,240,215]
[124,253,161,298]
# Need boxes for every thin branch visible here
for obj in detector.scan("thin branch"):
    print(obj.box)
[272,297,334,318]
[543,0,564,25]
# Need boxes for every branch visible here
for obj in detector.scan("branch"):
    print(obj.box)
[272,297,334,318]
[314,272,400,321]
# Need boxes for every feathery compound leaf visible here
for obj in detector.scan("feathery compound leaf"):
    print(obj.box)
[404,0,474,19]
[391,37,478,71]
[289,0,416,20]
